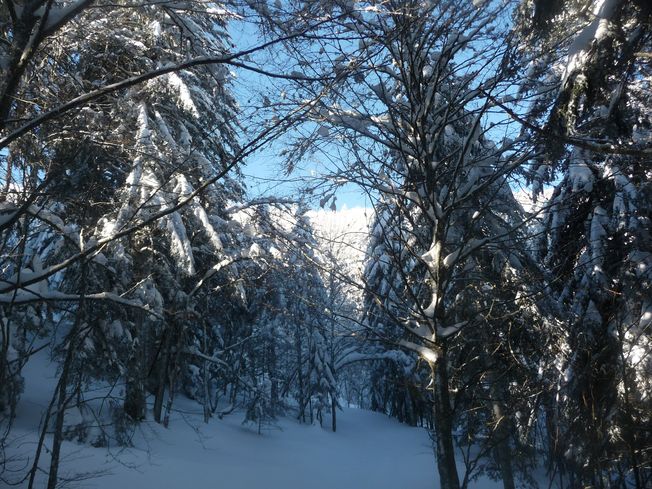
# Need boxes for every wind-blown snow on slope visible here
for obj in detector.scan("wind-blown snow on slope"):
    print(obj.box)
[4,209,508,489]
[9,351,437,489]
[309,206,371,261]
[308,206,372,300]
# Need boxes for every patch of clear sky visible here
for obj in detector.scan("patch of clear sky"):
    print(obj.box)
[227,1,528,210]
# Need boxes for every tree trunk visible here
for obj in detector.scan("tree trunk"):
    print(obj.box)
[479,365,516,489]
[46,329,79,489]
[490,398,515,489]
[46,254,89,489]
[163,325,182,428]
[432,358,460,489]
[152,328,172,424]
[202,319,211,423]
[269,336,278,417]
[124,318,145,421]
[295,325,306,422]
[125,373,146,421]
[203,357,211,424]
[152,353,167,424]
[0,317,10,414]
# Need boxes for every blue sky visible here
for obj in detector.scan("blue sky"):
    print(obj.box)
[229,17,370,210]
[240,150,371,209]
[228,4,522,211]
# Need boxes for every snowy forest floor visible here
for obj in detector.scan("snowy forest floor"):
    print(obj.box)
[6,349,509,489]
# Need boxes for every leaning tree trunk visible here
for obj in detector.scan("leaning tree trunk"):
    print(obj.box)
[295,325,306,423]
[163,320,184,428]
[46,350,76,489]
[45,254,90,489]
[478,353,516,489]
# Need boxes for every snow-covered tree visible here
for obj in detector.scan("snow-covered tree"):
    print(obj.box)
[307,207,372,427]
[514,2,652,487]
[272,1,551,487]
[2,1,650,488]
[362,199,430,426]
[216,202,341,429]
[0,2,258,486]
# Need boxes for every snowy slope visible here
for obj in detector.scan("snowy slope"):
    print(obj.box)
[6,348,439,489]
[11,406,438,489]
[4,346,510,489]
[3,208,513,489]
[308,206,372,301]
[308,207,372,269]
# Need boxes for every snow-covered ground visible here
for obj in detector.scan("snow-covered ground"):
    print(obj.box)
[6,348,441,489]
[9,403,435,488]
[6,340,505,489]
[10,404,439,489]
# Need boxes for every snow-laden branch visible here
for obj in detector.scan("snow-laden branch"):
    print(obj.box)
[0,202,65,232]
[335,349,411,370]
[183,347,229,368]
[483,89,652,157]
[0,16,341,150]
[42,0,95,37]
[0,88,325,296]
[0,289,163,319]
[561,0,620,86]
[399,339,442,364]
[188,256,250,297]
[224,197,297,215]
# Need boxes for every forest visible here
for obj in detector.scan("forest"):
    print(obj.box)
[0,0,651,488]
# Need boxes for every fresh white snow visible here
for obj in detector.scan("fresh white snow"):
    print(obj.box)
[5,347,509,489]
[11,406,435,489]
[6,348,436,489]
